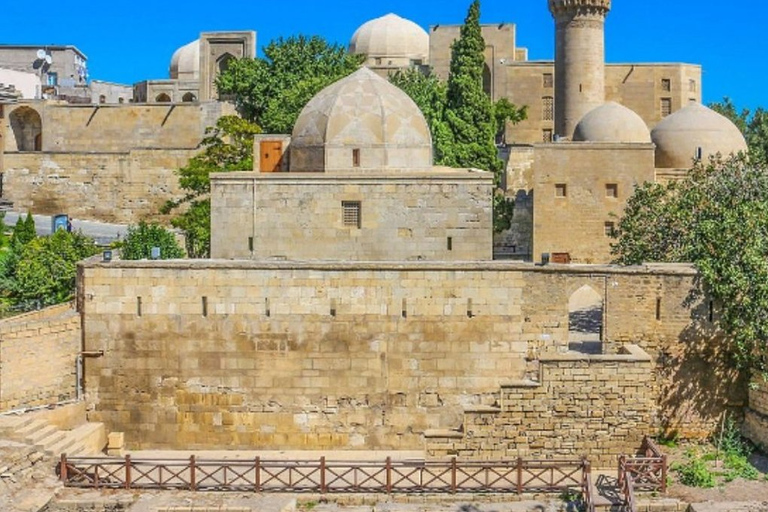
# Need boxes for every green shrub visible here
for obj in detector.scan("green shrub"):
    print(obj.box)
[121,221,185,260]
[723,452,759,482]
[673,458,716,488]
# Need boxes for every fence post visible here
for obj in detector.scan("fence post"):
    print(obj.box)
[661,454,668,493]
[190,455,196,491]
[320,456,326,494]
[516,457,522,494]
[618,455,625,488]
[451,457,457,493]
[255,456,261,493]
[125,454,131,490]
[386,457,392,494]
[60,454,67,483]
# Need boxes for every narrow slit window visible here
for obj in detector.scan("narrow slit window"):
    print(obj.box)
[656,298,662,321]
[342,201,361,228]
[467,298,474,318]
[202,296,208,317]
[330,299,337,317]
[137,297,142,317]
[708,300,714,323]
[447,237,453,251]
[401,298,407,319]
[352,148,361,168]
[265,298,271,317]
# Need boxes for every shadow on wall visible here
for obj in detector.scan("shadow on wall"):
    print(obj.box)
[657,276,748,439]
[9,106,42,152]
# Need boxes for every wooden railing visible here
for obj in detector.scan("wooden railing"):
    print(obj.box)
[618,436,667,494]
[581,459,596,512]
[60,454,594,497]
[620,472,637,512]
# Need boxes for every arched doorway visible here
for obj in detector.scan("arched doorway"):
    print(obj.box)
[568,285,603,353]
[9,106,43,152]
[155,93,171,103]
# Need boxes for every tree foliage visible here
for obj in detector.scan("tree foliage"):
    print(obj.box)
[389,0,527,233]
[710,97,768,162]
[613,154,768,372]
[163,116,260,258]
[216,35,364,133]
[121,221,185,260]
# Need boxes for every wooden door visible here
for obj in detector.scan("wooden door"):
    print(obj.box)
[260,141,283,172]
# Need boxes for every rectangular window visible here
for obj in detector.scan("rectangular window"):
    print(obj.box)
[542,129,553,143]
[661,98,672,117]
[605,183,618,198]
[47,72,58,86]
[604,221,616,237]
[542,96,554,121]
[555,183,567,198]
[543,73,553,88]
[352,148,361,167]
[689,79,697,93]
[342,201,361,228]
[661,78,671,92]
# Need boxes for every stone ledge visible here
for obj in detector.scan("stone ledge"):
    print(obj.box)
[463,405,501,414]
[500,380,541,389]
[423,429,464,439]
[539,344,652,363]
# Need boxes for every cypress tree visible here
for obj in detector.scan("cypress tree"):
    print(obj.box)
[443,0,501,173]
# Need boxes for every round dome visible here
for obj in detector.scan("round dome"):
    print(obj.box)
[170,40,200,80]
[573,102,651,143]
[349,14,429,63]
[652,103,748,169]
[290,67,433,173]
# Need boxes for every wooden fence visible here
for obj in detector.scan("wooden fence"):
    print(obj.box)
[618,436,667,494]
[60,455,592,496]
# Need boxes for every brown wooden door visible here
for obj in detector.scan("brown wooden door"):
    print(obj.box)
[260,141,283,172]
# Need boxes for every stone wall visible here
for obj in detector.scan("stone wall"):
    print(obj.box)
[210,171,494,261]
[0,303,81,411]
[79,261,745,458]
[3,149,192,224]
[744,376,768,451]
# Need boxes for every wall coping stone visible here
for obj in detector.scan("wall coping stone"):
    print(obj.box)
[424,429,464,439]
[539,344,652,363]
[500,380,541,389]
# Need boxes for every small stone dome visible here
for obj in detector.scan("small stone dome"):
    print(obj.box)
[170,40,200,80]
[349,14,429,64]
[573,102,651,143]
[290,67,433,173]
[652,103,748,169]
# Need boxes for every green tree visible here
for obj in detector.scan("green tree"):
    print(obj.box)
[613,154,768,373]
[121,221,185,260]
[10,230,99,309]
[216,36,364,133]
[710,97,768,163]
[163,116,261,258]
[13,213,37,247]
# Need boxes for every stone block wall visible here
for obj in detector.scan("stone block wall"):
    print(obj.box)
[744,376,768,451]
[426,346,654,466]
[0,303,81,411]
[78,260,745,458]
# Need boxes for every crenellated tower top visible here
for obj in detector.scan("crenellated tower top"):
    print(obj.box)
[548,0,611,19]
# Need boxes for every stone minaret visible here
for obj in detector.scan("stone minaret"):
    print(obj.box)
[548,0,611,139]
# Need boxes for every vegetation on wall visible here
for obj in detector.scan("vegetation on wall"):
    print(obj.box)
[390,0,527,232]
[119,221,185,260]
[162,116,261,258]
[0,215,99,312]
[216,35,365,133]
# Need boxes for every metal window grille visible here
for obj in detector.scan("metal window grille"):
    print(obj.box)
[661,98,672,117]
[661,79,671,92]
[342,201,361,228]
[542,96,554,121]
[543,129,553,143]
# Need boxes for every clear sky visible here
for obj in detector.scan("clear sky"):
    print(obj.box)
[3,0,764,111]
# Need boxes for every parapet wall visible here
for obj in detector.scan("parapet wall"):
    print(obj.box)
[78,260,745,459]
[0,303,81,411]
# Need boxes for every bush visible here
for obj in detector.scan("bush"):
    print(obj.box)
[121,221,185,260]
[673,457,716,488]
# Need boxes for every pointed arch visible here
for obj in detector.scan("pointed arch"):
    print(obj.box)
[568,284,603,350]
[9,106,43,152]
[155,93,172,103]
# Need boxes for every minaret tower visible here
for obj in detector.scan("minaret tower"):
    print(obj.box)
[548,0,611,139]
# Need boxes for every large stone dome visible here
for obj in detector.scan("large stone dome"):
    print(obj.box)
[652,103,747,169]
[290,67,433,173]
[573,102,651,143]
[349,14,429,65]
[170,40,200,80]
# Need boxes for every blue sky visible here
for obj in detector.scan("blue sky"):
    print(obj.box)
[4,0,764,111]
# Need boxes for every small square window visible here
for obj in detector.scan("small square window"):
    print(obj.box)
[661,78,671,92]
[342,201,361,228]
[543,73,553,88]
[606,183,618,198]
[555,184,567,198]
[604,222,616,237]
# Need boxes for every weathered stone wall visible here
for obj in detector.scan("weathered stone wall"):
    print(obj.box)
[0,303,81,412]
[496,145,535,260]
[210,172,494,261]
[426,346,655,466]
[744,376,768,451]
[79,261,744,458]
[3,149,193,224]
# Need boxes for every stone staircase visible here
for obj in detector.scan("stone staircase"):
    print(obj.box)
[0,414,106,457]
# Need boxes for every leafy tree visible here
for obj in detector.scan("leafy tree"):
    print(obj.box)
[613,154,768,373]
[163,116,260,258]
[13,213,37,247]
[121,221,185,260]
[710,97,768,163]
[5,230,99,309]
[216,36,364,133]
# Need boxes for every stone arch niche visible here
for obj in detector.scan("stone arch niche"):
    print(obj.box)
[9,106,42,152]
[155,93,171,103]
[217,53,235,74]
[567,284,603,353]
[182,92,197,102]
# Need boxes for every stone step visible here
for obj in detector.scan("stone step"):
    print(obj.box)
[45,430,80,456]
[35,429,67,452]
[15,418,50,441]
[24,423,59,445]
[67,422,107,455]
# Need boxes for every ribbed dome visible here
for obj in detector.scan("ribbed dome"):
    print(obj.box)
[290,67,433,173]
[349,14,429,63]
[651,103,748,169]
[573,102,651,143]
[169,40,200,80]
